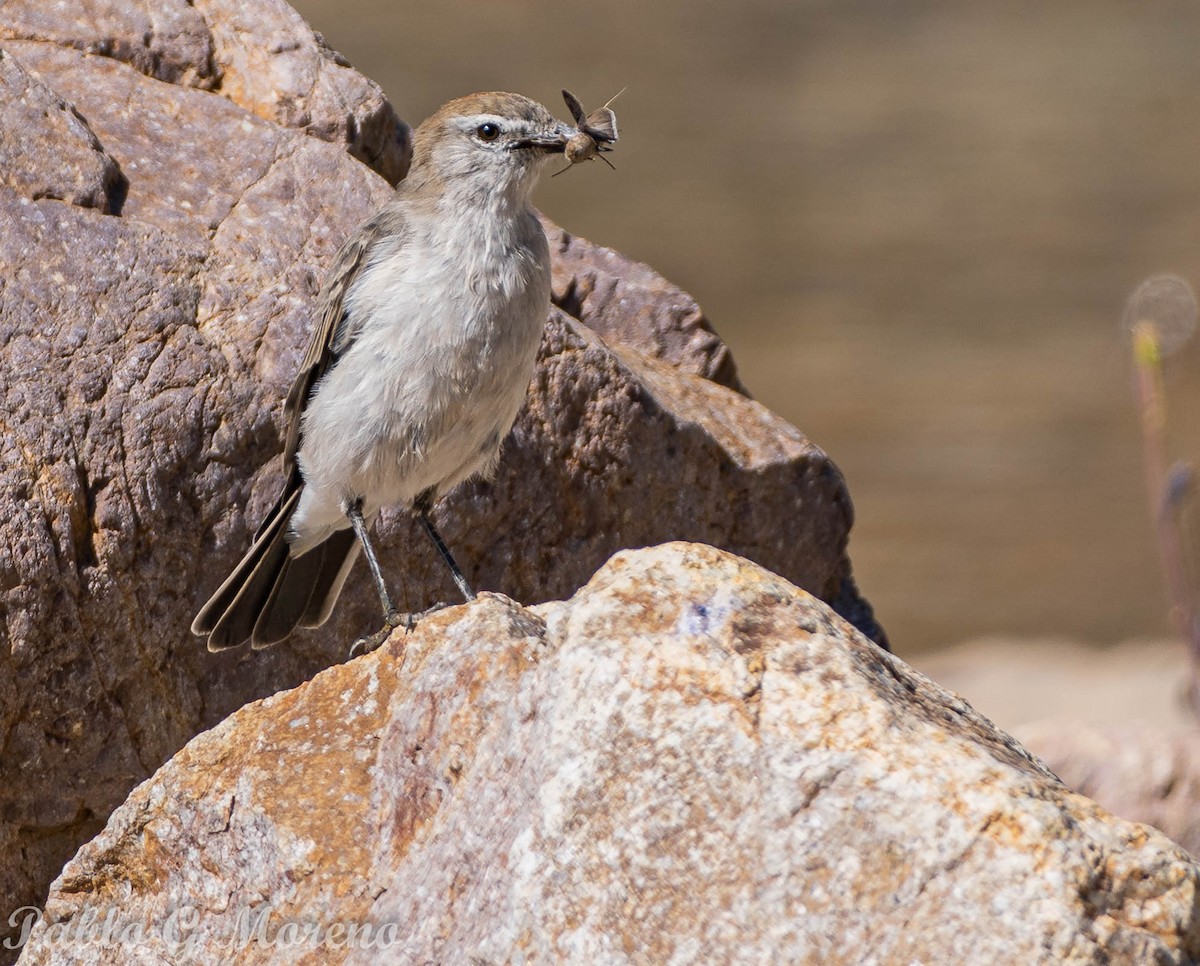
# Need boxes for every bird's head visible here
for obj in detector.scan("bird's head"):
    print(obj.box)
[407,92,573,204]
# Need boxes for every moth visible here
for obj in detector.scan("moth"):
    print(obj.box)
[556,88,621,175]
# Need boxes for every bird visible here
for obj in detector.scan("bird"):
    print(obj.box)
[192,91,579,652]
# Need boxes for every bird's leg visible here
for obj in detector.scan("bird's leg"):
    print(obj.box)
[413,489,476,603]
[346,500,420,658]
[346,494,474,659]
[345,498,401,624]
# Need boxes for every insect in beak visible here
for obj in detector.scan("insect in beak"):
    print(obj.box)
[554,88,622,177]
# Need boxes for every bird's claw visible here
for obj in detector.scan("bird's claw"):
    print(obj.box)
[385,608,410,631]
[348,602,455,658]
[349,626,392,658]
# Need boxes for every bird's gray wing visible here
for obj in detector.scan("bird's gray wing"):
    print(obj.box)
[281,204,406,476]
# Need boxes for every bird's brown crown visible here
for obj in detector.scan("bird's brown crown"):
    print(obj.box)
[425,91,552,128]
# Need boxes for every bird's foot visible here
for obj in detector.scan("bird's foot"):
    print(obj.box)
[349,625,393,658]
[415,600,453,621]
[348,602,454,658]
[388,602,453,632]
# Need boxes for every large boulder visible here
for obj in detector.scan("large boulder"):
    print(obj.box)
[0,0,881,948]
[13,544,1198,964]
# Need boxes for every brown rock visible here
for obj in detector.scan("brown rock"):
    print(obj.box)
[0,49,125,212]
[0,0,217,89]
[0,25,399,952]
[190,0,411,184]
[0,2,879,952]
[544,218,745,391]
[13,545,1198,964]
[0,0,410,184]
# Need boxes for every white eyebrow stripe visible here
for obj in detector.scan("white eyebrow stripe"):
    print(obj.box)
[457,113,507,128]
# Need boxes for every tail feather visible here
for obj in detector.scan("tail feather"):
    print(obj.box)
[192,487,297,642]
[194,485,364,651]
[195,486,299,651]
[299,528,360,628]
[250,531,350,648]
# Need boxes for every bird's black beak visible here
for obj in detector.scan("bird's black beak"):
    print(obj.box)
[511,136,567,154]
[510,123,572,153]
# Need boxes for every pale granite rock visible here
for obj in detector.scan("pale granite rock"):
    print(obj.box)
[14,545,1199,964]
[1020,720,1200,859]
[919,637,1200,858]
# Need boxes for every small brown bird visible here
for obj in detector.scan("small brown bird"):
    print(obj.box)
[192,92,577,652]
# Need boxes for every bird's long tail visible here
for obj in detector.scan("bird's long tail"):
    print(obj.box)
[192,483,360,651]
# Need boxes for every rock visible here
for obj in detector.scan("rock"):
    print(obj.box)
[0,0,411,184]
[543,218,745,391]
[0,0,217,89]
[0,49,125,212]
[0,23,398,946]
[13,545,1198,964]
[916,638,1200,856]
[189,0,411,183]
[1018,720,1200,860]
[0,0,879,951]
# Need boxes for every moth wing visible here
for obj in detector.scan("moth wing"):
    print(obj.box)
[585,107,618,143]
[561,89,587,126]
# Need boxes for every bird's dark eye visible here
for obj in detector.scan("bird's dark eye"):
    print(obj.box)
[476,122,501,142]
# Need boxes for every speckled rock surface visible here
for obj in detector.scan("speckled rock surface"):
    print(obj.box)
[0,49,125,211]
[916,638,1200,859]
[13,544,1198,964]
[1019,720,1200,860]
[543,218,744,391]
[0,0,411,184]
[0,0,879,950]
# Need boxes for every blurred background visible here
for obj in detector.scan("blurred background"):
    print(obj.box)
[290,0,1200,661]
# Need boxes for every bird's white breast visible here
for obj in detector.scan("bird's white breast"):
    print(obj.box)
[291,205,550,545]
